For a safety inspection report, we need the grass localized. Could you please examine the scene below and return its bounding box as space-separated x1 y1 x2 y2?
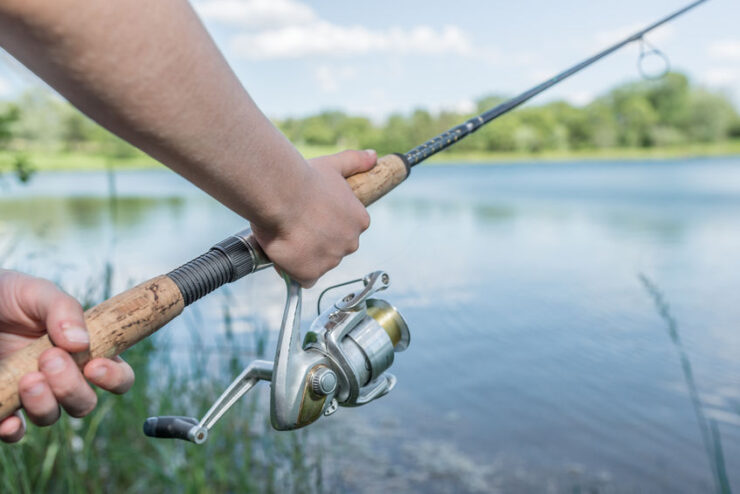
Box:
422 139 740 164
0 286 329 493
3 139 740 174
639 274 732 494
0 149 161 172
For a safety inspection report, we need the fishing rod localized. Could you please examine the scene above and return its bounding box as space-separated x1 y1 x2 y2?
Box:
0 0 708 442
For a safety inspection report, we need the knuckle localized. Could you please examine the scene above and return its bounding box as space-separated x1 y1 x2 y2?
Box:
33 408 60 427
53 380 79 402
339 149 357 161
55 292 83 314
111 370 135 395
67 394 97 418
348 239 360 254
360 211 371 231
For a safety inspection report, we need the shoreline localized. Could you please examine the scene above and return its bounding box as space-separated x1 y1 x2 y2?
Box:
2 140 739 172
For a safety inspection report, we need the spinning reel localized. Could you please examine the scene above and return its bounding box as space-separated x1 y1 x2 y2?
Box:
143 270 409 443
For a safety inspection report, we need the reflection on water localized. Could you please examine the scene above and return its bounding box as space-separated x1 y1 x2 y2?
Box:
2 158 740 493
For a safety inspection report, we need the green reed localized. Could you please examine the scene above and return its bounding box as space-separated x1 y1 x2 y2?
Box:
639 274 732 494
0 298 328 493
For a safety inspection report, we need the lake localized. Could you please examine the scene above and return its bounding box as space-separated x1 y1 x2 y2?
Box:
2 157 739 493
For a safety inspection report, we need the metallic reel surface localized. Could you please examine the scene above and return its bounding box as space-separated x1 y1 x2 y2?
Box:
143 270 409 443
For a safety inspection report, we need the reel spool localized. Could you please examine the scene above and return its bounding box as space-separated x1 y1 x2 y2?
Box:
143 271 409 443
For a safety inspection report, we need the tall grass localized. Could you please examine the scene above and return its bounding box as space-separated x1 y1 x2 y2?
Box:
639 274 732 494
0 292 330 493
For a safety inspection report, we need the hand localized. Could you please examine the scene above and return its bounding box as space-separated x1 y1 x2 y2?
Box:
0 270 135 443
251 149 376 287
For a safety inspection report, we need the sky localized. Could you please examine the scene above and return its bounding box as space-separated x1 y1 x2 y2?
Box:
0 0 738 121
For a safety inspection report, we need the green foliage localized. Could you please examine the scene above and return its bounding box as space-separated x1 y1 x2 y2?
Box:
2 71 738 167
0 103 36 182
0 299 328 493
274 72 738 156
4 88 141 161
0 104 19 146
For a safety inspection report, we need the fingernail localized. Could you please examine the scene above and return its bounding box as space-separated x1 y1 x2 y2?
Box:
364 149 376 157
26 382 45 397
40 356 66 374
62 325 89 345
89 366 107 380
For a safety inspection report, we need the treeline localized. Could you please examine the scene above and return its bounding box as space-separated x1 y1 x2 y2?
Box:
276 73 740 155
0 90 140 159
1 72 739 163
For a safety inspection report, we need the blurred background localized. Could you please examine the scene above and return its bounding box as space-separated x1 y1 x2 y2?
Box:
1 1 739 493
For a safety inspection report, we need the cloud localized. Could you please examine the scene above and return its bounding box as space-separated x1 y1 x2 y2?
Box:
195 0 472 61
314 64 358 92
708 39 740 61
231 22 472 60
704 67 740 86
564 90 595 106
193 0 315 29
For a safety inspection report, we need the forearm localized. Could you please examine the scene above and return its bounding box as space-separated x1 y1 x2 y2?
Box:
0 0 308 228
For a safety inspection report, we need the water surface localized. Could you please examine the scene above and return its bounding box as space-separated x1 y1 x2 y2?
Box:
2 158 739 493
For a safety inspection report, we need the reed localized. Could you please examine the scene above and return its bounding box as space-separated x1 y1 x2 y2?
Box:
0 289 328 493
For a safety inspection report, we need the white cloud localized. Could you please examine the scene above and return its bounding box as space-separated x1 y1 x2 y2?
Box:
231 22 472 60
704 67 740 86
193 0 316 29
564 90 595 106
196 0 472 61
314 65 358 93
708 39 740 61
452 98 476 114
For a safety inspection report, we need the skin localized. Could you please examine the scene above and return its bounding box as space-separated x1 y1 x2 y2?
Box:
0 0 373 286
0 0 375 440
0 270 135 442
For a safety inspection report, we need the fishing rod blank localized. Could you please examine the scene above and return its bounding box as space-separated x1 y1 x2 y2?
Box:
404 0 709 167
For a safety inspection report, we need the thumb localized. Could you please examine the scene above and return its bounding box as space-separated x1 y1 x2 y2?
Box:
314 149 377 178
12 273 89 353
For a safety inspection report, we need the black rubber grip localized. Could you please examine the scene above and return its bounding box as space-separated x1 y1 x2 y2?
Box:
167 236 255 306
143 416 199 441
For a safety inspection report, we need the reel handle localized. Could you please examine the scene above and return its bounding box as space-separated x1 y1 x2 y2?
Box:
0 153 409 422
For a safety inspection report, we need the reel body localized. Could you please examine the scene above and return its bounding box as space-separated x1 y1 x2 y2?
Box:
143 271 409 443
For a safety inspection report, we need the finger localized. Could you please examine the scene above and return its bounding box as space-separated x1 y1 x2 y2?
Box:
0 410 26 443
315 149 377 178
84 356 135 395
14 275 89 352
18 372 60 426
39 348 97 418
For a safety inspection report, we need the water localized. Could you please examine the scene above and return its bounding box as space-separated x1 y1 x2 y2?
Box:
2 158 739 493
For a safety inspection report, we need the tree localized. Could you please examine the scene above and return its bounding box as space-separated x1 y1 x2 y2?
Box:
686 89 738 142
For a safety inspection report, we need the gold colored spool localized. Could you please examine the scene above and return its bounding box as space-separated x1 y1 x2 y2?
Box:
366 299 410 351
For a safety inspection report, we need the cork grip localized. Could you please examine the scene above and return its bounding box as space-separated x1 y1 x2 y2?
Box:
0 275 184 420
347 154 408 206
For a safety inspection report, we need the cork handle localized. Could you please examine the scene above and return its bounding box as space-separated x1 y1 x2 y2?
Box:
0 275 184 420
347 154 408 206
